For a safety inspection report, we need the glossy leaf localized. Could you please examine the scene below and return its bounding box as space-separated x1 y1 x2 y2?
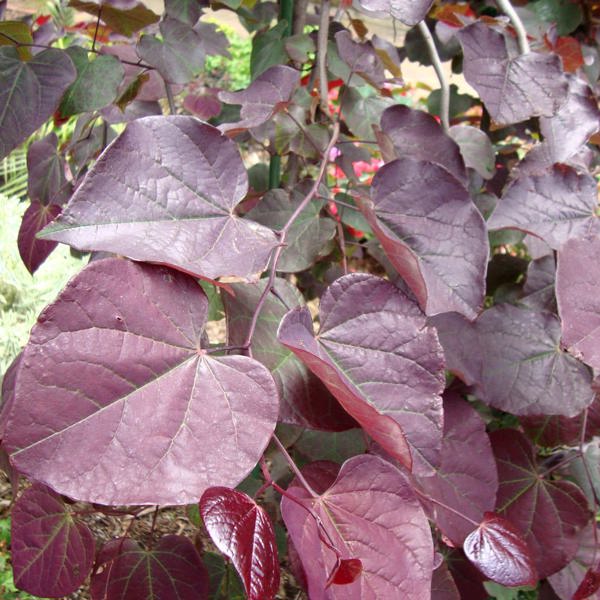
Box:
415 393 498 545
68 0 159 36
492 429 590 577
357 0 434 26
91 536 209 600
359 157 488 319
200 487 280 600
219 65 300 134
433 304 594 416
18 202 61 274
39 116 278 282
281 455 434 599
463 512 537 587
448 125 495 180
457 22 568 125
26 133 70 206
557 236 600 371
278 273 445 474
489 166 599 250
11 484 95 597
0 47 76 160
224 278 355 431
4 258 279 505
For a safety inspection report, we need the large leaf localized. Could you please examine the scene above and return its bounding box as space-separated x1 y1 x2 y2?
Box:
557 235 600 371
4 258 279 505
18 202 61 274
415 393 498 545
463 512 537 587
200 487 279 600
488 166 599 250
223 278 355 431
356 0 434 26
11 483 95 597
68 0 159 36
281 455 434 599
90 536 209 600
492 429 591 578
0 47 76 160
278 273 445 474
432 304 594 417
359 157 488 319
39 116 278 282
219 65 300 134
457 22 568 126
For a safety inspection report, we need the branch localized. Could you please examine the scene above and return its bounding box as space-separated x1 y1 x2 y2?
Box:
417 20 450 133
317 0 331 114
496 0 530 54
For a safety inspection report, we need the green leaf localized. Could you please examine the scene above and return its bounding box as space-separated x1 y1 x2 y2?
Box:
532 0 583 35
427 83 476 118
0 22 33 60
204 552 246 600
343 86 394 140
250 21 288 80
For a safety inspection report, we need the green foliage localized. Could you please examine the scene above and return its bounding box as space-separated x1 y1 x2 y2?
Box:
204 24 252 90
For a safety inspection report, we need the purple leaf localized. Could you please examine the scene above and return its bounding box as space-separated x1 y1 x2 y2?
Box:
39 116 278 283
491 429 591 578
4 258 279 505
334 31 385 87
463 512 538 587
359 157 488 319
0 47 76 160
183 93 221 120
281 455 434 599
26 133 70 206
91 535 209 600
415 393 498 545
278 273 445 474
457 22 568 126
223 278 356 431
200 487 280 600
432 303 594 416
165 0 207 25
488 166 599 250
11 483 95 597
431 561 461 600
520 255 556 312
557 235 600 371
219 65 300 134
0 352 22 441
380 105 467 183
18 202 61 274
448 125 495 180
356 0 434 26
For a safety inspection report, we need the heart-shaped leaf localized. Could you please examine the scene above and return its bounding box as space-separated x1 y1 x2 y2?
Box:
281 455 434 599
359 157 488 319
4 258 279 505
488 166 599 250
278 273 445 474
18 202 61 274
200 487 279 600
432 304 594 416
11 483 95 597
463 512 537 587
326 558 363 587
457 22 568 125
415 393 498 545
39 116 278 282
68 0 159 36
356 0 434 26
223 278 356 431
0 46 76 160
91 535 209 600
557 235 600 371
491 429 591 577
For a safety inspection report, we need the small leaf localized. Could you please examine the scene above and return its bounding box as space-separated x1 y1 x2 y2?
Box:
326 558 363 587
463 512 537 587
200 487 280 600
11 484 95 597
26 133 70 206
356 0 434 26
18 202 61 274
448 125 495 180
573 569 600 600
335 30 385 87
68 0 159 36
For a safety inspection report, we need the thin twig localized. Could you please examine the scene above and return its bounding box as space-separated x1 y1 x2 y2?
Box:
272 434 320 498
317 0 331 114
91 6 102 52
285 108 323 153
417 20 450 133
496 0 530 54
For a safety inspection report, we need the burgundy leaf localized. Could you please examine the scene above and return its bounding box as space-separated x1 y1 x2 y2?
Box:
431 561 461 600
573 569 600 600
520 254 556 312
219 65 300 134
457 22 568 126
445 548 489 600
492 429 591 577
326 558 363 587
11 483 95 597
380 105 467 183
356 0 434 26
334 31 385 87
92 536 209 600
281 455 434 599
4 258 279 505
39 116 278 283
223 278 356 431
183 93 221 120
278 273 445 474
26 133 70 206
0 352 21 440
359 157 488 319
432 303 594 417
448 125 495 180
488 166 599 250
557 235 600 371
463 512 538 587
0 47 76 160
415 393 498 545
18 202 61 274
200 487 279 600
